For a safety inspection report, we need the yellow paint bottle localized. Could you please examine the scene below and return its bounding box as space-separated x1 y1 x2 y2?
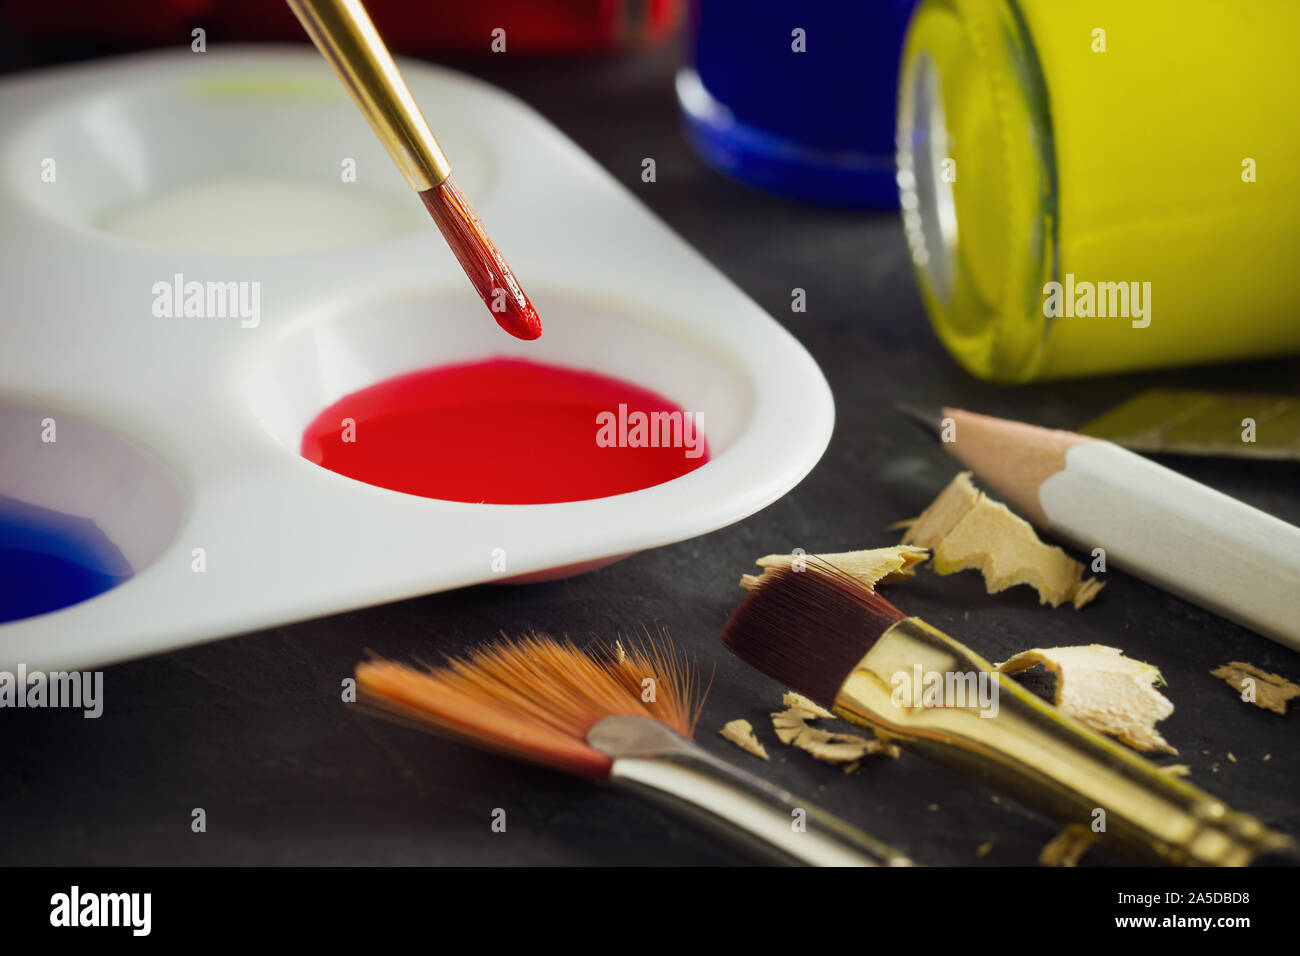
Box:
897 0 1300 382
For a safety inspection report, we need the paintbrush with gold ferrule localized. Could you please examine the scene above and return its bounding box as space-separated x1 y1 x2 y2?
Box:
722 560 1298 866
286 0 542 341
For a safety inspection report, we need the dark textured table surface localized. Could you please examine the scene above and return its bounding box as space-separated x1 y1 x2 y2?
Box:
2 40 1297 867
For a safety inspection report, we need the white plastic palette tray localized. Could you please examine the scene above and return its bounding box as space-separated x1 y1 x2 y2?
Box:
0 48 834 672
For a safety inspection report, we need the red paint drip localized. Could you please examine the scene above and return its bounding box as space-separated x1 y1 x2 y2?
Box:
420 175 543 341
302 358 710 504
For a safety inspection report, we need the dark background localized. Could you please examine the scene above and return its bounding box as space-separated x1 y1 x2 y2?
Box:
1 36 1297 867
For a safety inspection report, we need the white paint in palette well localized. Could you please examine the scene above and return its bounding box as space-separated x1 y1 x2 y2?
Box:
95 173 424 254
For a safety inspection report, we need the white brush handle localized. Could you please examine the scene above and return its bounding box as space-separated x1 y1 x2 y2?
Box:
588 715 910 866
608 750 907 867
1039 441 1300 651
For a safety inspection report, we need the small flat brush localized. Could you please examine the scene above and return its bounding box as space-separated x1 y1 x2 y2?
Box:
355 633 912 867
287 0 542 340
723 561 1298 866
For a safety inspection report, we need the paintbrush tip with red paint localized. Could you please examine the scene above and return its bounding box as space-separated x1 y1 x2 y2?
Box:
420 176 543 341
288 0 542 341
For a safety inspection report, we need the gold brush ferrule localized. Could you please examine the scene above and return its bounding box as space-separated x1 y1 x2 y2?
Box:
833 617 1295 866
287 0 452 191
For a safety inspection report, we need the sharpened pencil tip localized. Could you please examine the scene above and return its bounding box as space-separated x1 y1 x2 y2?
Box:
895 402 946 441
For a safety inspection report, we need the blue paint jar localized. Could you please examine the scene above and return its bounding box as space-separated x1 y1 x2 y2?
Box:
678 0 919 207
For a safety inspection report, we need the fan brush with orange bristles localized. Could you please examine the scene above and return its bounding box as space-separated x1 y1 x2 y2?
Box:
355 632 912 866
287 0 542 340
723 559 1298 866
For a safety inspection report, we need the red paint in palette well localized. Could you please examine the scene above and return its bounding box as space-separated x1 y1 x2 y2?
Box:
301 358 710 504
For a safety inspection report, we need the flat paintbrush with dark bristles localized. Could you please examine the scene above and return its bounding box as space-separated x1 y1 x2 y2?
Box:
723 560 1297 866
356 632 912 866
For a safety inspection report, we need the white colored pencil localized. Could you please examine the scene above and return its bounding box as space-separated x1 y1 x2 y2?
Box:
910 406 1300 652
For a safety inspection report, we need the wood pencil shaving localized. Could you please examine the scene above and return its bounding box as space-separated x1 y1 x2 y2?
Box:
997 644 1176 754
770 700 899 767
719 719 769 760
900 472 1103 609
770 709 809 746
1070 577 1106 610
740 545 929 591
1039 824 1098 867
783 691 834 719
1209 661 1299 715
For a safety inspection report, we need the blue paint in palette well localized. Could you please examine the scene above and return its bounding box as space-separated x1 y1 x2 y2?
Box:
0 495 132 624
